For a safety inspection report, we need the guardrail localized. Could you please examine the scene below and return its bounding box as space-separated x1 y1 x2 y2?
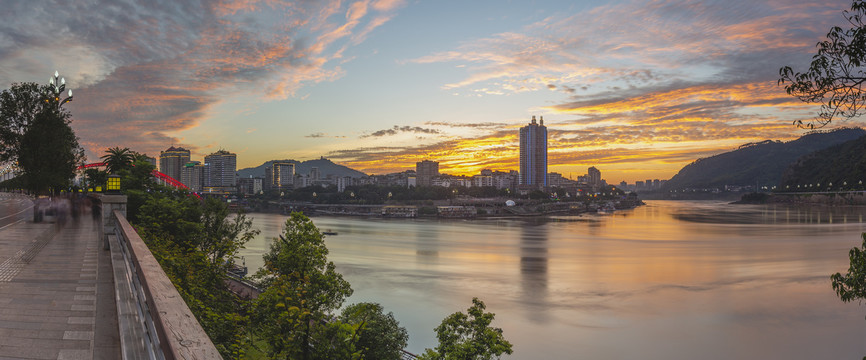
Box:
110 209 221 359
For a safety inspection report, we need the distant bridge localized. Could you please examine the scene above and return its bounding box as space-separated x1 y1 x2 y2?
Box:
78 162 190 191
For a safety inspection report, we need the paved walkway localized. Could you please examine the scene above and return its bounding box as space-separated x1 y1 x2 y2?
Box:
0 199 119 360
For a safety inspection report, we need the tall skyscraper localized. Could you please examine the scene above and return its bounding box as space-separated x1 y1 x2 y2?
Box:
588 166 601 186
159 146 190 182
265 161 294 191
519 116 547 188
204 150 237 193
416 160 439 187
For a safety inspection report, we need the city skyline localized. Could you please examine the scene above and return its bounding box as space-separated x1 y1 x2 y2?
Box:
2 0 864 182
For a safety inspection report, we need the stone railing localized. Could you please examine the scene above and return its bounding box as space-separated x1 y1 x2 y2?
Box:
105 202 221 359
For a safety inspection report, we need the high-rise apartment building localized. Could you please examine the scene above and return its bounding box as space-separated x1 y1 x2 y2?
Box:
416 160 439 187
519 116 547 188
203 150 237 193
265 161 294 191
588 167 601 186
180 161 205 192
159 146 190 182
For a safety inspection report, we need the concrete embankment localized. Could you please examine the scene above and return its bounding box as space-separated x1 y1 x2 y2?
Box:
770 192 866 206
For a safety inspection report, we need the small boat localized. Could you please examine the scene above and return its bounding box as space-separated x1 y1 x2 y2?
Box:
322 229 338 235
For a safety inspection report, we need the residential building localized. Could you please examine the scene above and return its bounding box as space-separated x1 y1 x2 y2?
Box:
519 116 548 188
416 160 439 187
180 161 204 192
265 161 294 191
238 177 263 195
473 175 493 187
203 150 237 194
335 176 352 192
588 167 601 187
159 146 190 182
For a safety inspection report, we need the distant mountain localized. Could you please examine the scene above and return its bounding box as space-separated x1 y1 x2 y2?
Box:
663 128 866 190
237 158 367 179
780 134 866 189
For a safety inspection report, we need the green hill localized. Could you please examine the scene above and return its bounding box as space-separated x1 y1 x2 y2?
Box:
663 128 866 190
780 134 866 190
237 158 367 179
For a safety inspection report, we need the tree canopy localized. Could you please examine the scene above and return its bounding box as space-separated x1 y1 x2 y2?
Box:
419 298 513 360
253 212 354 360
779 0 866 128
340 302 409 360
101 146 135 174
832 234 866 311
1 74 83 194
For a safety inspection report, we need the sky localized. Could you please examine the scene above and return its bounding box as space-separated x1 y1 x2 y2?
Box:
0 0 861 183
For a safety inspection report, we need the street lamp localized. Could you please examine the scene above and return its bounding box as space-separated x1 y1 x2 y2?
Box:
46 70 73 109
106 174 121 194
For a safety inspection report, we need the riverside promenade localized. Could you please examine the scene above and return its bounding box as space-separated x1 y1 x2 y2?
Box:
0 197 120 360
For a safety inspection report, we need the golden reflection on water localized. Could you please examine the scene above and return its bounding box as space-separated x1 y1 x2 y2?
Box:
240 201 866 359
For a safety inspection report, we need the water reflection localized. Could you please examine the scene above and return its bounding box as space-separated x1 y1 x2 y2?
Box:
671 202 866 225
415 223 439 261
240 201 866 359
519 223 547 320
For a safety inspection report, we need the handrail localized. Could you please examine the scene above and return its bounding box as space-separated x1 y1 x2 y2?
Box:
111 209 222 359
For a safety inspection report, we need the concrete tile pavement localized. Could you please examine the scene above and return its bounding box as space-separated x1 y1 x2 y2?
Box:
0 209 120 360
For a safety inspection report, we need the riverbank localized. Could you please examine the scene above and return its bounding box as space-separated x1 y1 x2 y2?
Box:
239 197 645 219
734 191 866 206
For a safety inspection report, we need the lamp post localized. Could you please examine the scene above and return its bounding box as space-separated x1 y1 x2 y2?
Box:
46 70 73 109
106 174 121 194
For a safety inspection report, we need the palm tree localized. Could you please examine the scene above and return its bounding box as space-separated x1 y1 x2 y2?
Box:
100 147 134 174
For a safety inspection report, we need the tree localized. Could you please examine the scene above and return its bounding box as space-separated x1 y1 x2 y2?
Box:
340 303 409 360
135 194 258 359
1 73 82 195
779 0 866 128
101 146 135 174
419 298 513 360
83 168 108 190
831 233 866 309
0 82 43 163
17 110 83 194
254 212 353 360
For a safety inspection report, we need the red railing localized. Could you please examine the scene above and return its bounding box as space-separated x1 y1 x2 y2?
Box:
78 163 200 197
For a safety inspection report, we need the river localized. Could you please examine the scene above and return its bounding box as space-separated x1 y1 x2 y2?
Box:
237 200 866 359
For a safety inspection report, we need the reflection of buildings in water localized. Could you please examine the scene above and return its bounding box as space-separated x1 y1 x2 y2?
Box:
415 225 439 261
520 224 549 321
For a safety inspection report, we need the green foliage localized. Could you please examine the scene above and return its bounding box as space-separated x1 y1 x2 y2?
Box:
419 298 513 360
253 212 353 359
340 303 409 360
17 102 83 194
664 128 866 191
0 82 44 163
780 134 866 190
135 194 258 359
832 233 866 308
83 168 108 190
1 79 84 195
779 0 866 128
100 146 135 174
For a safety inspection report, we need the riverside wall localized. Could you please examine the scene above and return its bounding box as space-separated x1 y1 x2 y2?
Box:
771 192 866 206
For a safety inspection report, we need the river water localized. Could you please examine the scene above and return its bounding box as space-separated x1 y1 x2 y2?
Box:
237 200 866 359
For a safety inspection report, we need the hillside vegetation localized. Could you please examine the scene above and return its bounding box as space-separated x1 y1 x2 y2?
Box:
780 134 866 190
663 128 866 190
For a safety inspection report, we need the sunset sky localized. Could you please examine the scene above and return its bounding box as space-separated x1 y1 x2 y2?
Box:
1 0 862 183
